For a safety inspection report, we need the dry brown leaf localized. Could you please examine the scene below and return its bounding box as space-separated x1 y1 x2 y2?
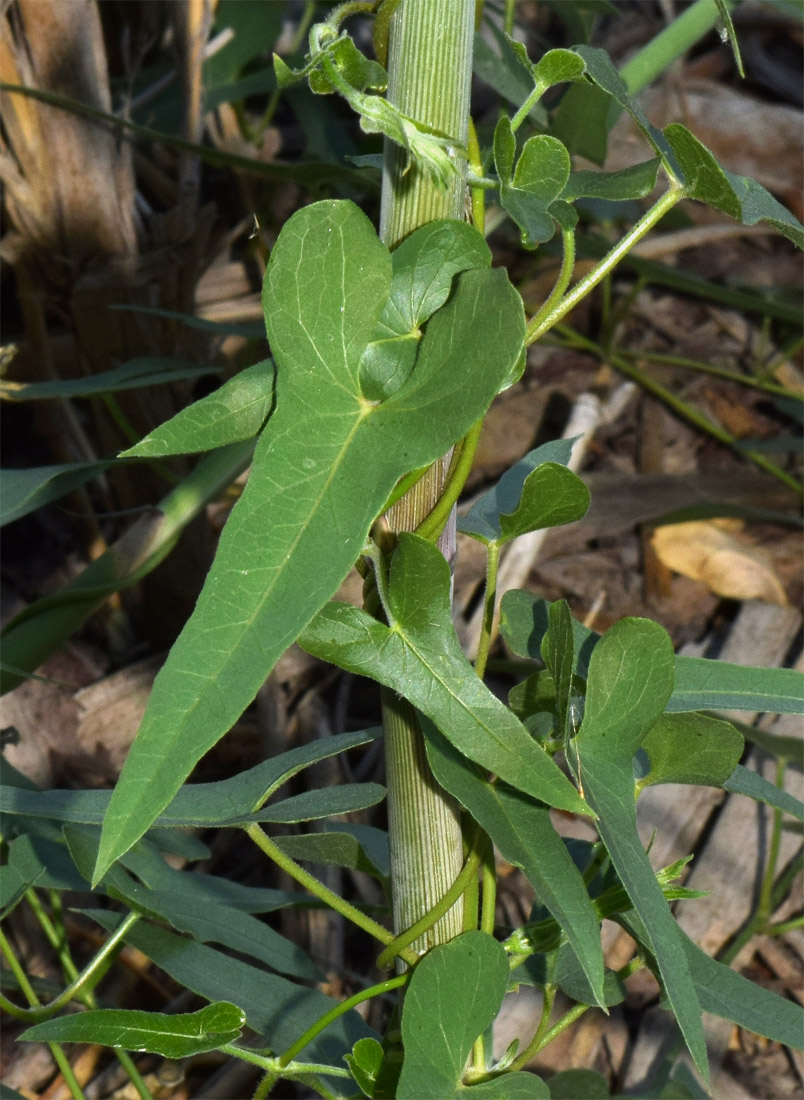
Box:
651 520 788 605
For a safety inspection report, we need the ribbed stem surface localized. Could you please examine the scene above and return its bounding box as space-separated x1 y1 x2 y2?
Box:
379 0 475 954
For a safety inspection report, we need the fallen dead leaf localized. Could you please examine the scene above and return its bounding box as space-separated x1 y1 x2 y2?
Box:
651 520 788 605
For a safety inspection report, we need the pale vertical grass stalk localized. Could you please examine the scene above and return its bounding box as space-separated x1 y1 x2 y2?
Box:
379 0 475 954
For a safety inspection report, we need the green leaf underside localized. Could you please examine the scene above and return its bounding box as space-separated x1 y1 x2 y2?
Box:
94 201 524 882
562 158 660 202
397 931 549 1099
65 826 321 981
274 824 390 879
121 360 275 457
639 712 744 788
20 1002 245 1058
500 591 804 714
0 729 377 829
302 535 587 815
576 620 709 1083
542 599 577 746
82 909 374 1065
2 462 111 527
423 719 605 1008
0 357 219 402
459 439 588 545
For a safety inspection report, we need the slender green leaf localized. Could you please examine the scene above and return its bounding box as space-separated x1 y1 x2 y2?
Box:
0 441 253 695
20 1002 245 1058
111 304 266 340
2 462 110 527
681 925 804 1048
95 201 524 883
620 911 804 1050
670 658 804 715
302 535 587 815
7 834 85 894
255 782 385 823
121 361 275 457
423 720 605 1009
724 764 804 822
84 909 373 1071
576 621 708 1083
119 837 309 911
458 440 588 545
65 826 322 981
638 712 744 789
665 123 804 249
728 718 803 765
0 357 218 402
553 943 626 1008
0 729 377 829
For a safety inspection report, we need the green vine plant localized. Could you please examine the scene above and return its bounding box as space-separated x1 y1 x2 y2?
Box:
2 2 803 1099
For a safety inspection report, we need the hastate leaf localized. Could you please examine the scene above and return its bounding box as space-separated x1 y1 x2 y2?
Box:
361 220 491 400
459 440 589 546
575 620 708 1083
665 123 804 249
301 535 588 816
94 201 524 883
396 931 511 1099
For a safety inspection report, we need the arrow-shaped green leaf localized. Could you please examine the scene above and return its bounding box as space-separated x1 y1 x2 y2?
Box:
301 534 588 815
95 201 524 883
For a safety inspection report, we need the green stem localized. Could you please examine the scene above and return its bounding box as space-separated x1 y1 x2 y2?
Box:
0 926 88 1100
376 844 483 969
27 891 152 1100
757 760 786 923
507 978 558 1073
244 823 418 967
0 909 140 1022
415 417 483 543
526 185 685 345
528 227 577 334
467 118 485 234
510 81 546 134
473 540 500 681
623 349 804 401
557 326 802 494
767 915 804 937
278 975 407 1067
